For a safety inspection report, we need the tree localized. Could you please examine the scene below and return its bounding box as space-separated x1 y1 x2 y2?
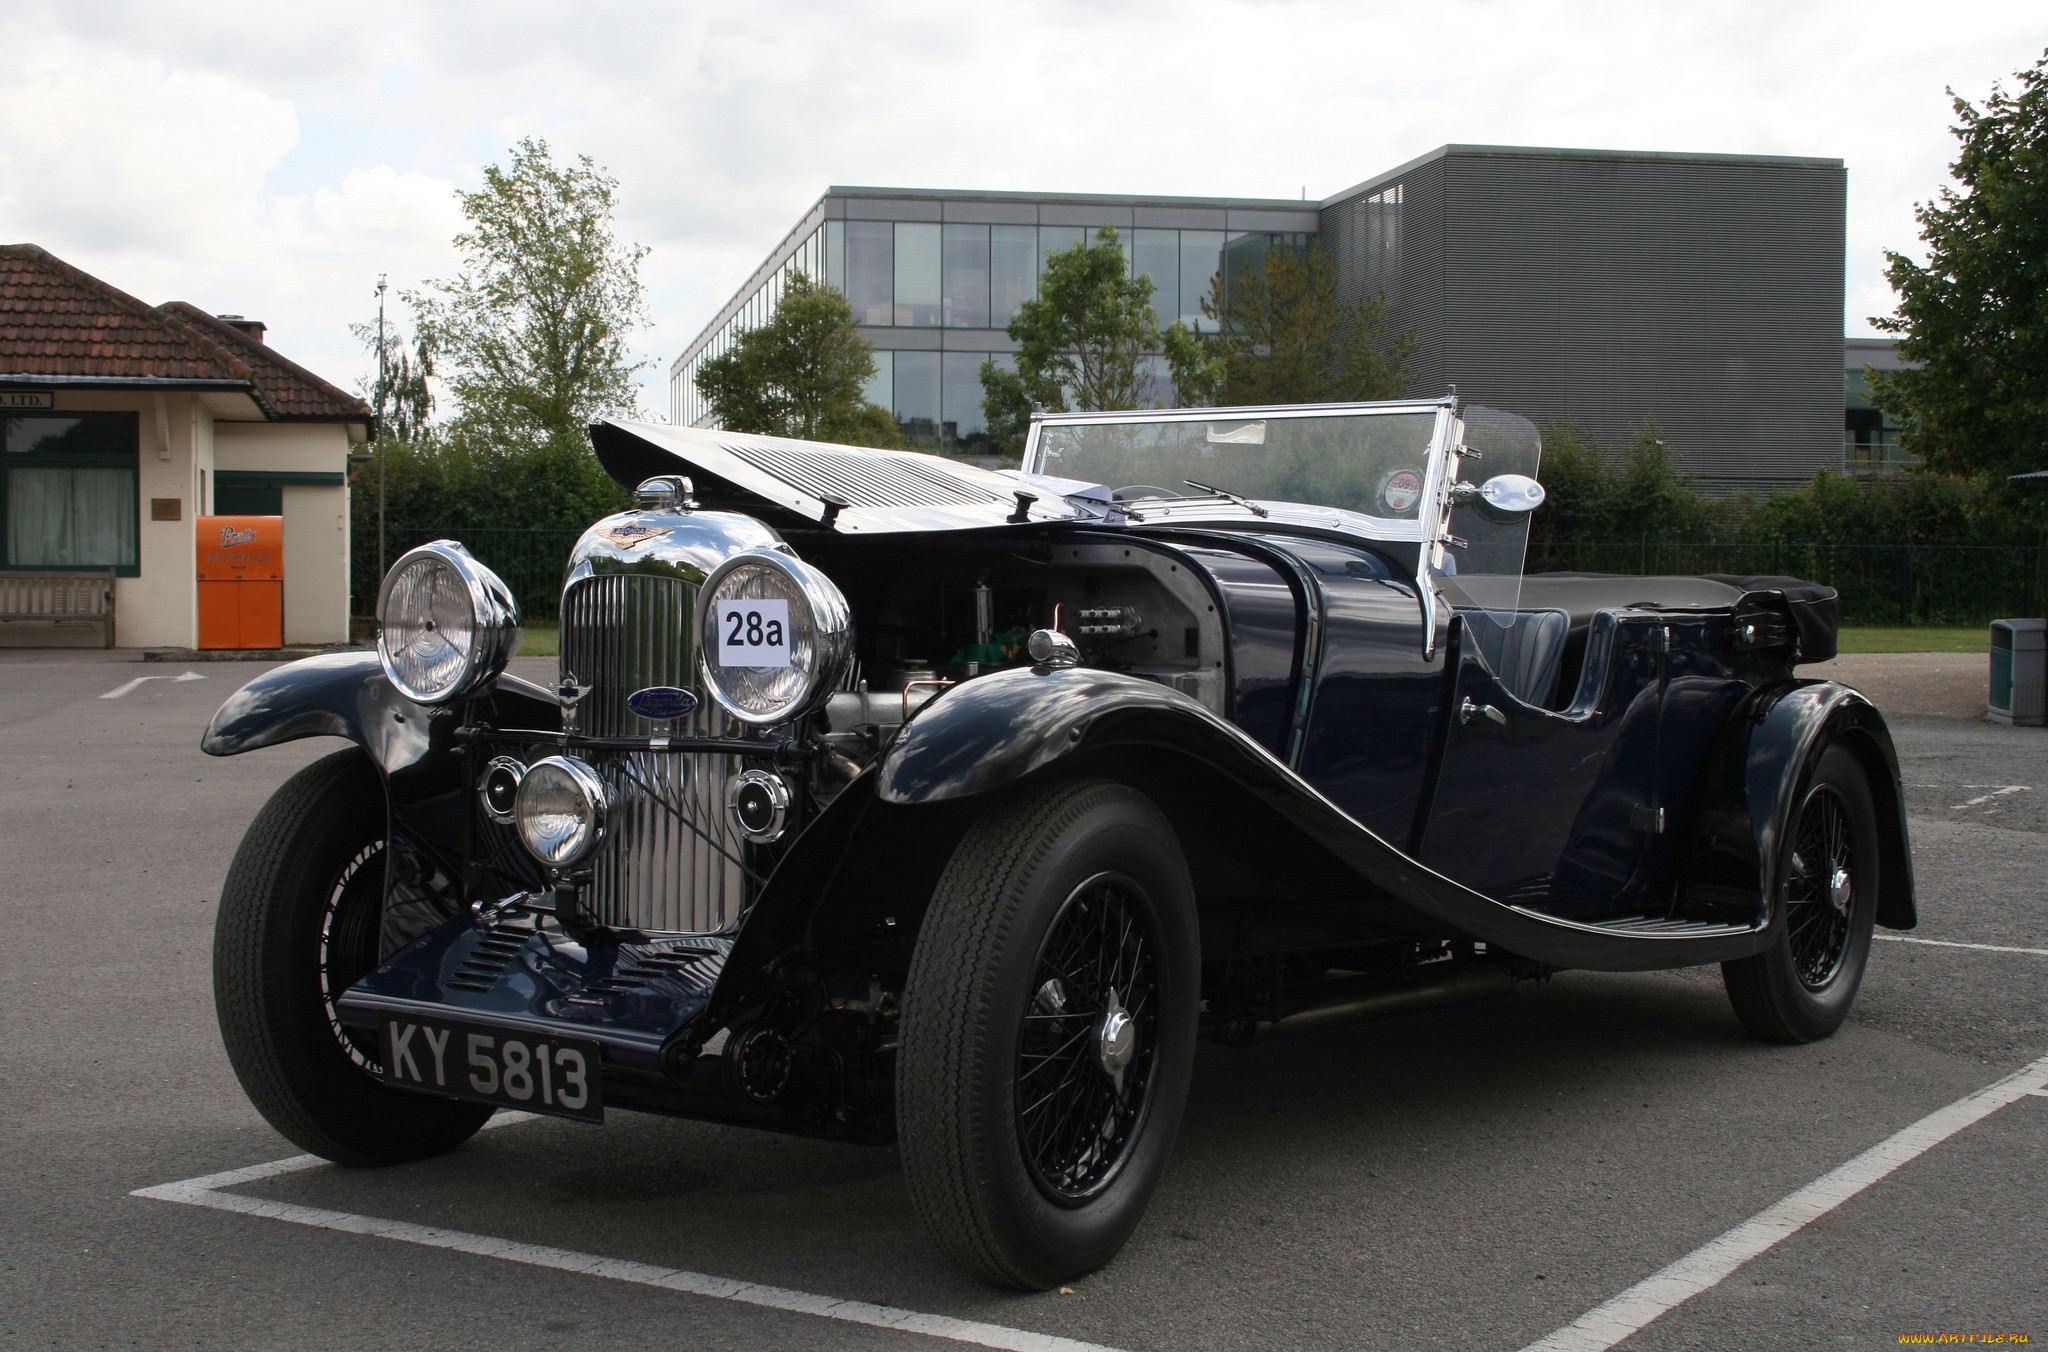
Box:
1871 50 2048 482
980 226 1163 455
694 273 899 446
1164 243 1415 407
348 319 435 444
408 137 649 457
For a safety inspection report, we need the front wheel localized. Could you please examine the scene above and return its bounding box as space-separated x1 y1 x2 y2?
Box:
1722 742 1880 1044
213 747 493 1164
897 779 1198 1289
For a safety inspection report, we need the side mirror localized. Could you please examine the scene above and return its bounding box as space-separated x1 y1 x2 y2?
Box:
1450 474 1545 514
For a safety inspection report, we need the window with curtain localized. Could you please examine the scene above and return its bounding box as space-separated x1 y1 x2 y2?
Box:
2 413 140 573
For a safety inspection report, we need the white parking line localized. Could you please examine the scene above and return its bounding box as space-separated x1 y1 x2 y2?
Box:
1516 1050 2048 1352
132 1140 1120 1352
1876 934 2048 957
1951 785 2029 810
100 671 205 699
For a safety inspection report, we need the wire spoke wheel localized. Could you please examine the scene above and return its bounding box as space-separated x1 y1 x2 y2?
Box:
1015 873 1158 1202
1720 743 1880 1045
317 839 387 1071
1784 785 1854 990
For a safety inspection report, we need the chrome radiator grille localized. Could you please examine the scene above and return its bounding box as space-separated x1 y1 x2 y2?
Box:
560 572 747 934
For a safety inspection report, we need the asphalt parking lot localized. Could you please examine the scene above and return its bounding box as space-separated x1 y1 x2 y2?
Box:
2 648 2043 1351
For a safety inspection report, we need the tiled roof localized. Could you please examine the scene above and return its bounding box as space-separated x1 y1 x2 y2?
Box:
0 244 371 425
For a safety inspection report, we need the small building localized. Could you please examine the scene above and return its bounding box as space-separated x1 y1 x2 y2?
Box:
1 244 371 648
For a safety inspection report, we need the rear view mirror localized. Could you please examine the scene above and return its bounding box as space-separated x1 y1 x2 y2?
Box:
1474 474 1544 513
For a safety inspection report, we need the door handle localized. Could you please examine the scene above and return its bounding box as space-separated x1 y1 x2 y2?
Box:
1460 697 1507 727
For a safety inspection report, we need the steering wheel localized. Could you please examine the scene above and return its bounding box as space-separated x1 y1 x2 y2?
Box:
1112 485 1178 501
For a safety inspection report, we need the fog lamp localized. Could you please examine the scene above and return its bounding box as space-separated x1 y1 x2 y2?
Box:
514 756 610 868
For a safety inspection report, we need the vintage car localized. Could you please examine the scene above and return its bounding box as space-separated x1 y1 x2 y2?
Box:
204 397 1915 1289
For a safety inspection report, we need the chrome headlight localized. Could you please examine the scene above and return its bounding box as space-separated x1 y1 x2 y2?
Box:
513 756 609 868
699 549 852 726
376 541 521 704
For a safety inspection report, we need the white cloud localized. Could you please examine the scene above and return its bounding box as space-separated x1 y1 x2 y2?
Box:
0 0 2043 404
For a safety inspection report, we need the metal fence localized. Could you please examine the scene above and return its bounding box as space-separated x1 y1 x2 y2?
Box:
353 527 584 624
351 527 2044 630
1531 541 2048 627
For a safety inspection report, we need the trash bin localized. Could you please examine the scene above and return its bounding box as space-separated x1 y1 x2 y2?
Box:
1988 618 2046 725
196 515 283 649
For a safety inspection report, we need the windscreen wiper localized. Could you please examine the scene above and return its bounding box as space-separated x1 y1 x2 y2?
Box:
1182 479 1270 518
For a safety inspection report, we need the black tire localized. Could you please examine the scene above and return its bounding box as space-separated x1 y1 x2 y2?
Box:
897 778 1199 1290
1722 743 1880 1044
213 747 493 1164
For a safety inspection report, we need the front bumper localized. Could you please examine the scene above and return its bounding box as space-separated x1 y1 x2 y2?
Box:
337 914 729 1077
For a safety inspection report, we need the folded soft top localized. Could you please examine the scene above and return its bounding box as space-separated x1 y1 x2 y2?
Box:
1521 572 1838 664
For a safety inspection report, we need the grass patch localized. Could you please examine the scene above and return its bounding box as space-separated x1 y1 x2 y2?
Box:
1835 626 1988 654
519 623 558 657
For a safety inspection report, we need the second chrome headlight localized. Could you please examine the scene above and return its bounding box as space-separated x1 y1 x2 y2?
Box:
699 550 852 726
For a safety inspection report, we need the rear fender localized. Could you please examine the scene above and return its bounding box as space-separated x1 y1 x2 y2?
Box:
1682 680 1916 930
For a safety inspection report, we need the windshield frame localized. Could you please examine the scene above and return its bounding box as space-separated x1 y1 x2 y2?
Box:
1020 398 1460 543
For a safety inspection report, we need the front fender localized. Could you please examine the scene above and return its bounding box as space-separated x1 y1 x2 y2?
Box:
1685 680 1916 930
200 651 560 775
201 652 563 956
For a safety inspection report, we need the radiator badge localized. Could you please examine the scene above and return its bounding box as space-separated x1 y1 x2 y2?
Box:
601 522 665 548
556 672 594 712
627 685 699 721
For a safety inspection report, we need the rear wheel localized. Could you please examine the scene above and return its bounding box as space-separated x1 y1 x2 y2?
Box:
898 779 1198 1289
213 747 493 1164
1722 743 1880 1044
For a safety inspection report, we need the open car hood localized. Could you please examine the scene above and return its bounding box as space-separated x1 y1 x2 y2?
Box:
589 418 1083 534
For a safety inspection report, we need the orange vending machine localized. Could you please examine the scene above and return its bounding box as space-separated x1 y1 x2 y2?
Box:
196 515 283 649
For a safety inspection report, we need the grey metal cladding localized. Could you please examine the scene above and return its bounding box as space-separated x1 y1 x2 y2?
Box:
1435 152 1843 487
1325 149 1844 489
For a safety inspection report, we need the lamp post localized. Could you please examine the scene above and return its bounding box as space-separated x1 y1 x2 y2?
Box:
375 274 388 585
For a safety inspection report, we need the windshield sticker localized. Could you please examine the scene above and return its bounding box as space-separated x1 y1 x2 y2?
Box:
1379 469 1424 514
1205 421 1267 445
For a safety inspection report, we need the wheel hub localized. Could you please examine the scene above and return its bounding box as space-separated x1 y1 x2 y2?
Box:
1097 989 1138 1093
1828 864 1852 916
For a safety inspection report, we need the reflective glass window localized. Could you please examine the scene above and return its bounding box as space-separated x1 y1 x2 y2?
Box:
863 350 892 411
942 352 990 442
1038 225 1084 276
823 221 846 293
893 350 941 446
942 224 990 329
1178 230 1224 330
845 221 893 326
894 223 941 327
991 225 1036 329
1223 233 1270 322
1130 230 1178 329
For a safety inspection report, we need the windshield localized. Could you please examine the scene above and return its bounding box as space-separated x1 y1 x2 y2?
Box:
1030 409 1441 522
1438 405 1542 639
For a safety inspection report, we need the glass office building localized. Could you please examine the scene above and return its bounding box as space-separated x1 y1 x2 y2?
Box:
670 188 1317 454
671 148 1851 491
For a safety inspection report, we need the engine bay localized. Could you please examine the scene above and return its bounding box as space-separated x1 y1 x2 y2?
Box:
800 532 1231 762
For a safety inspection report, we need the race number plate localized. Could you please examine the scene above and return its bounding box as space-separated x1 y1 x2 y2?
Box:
713 598 790 668
379 1015 602 1123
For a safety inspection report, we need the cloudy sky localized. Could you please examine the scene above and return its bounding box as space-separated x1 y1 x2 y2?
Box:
1 0 2041 414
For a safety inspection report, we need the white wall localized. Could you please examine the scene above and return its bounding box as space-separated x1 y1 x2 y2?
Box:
215 422 353 645
279 483 350 644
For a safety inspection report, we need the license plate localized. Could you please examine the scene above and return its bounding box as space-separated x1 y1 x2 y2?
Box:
379 1014 603 1123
